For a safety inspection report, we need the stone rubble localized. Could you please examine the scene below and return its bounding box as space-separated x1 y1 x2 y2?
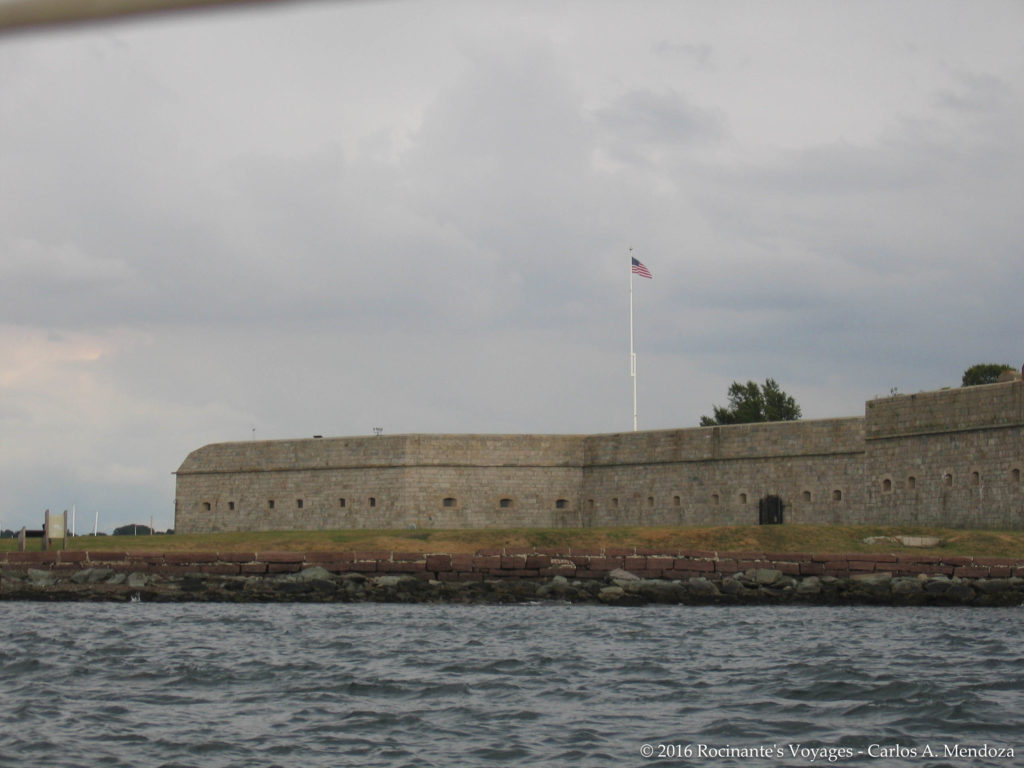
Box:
3 563 1023 606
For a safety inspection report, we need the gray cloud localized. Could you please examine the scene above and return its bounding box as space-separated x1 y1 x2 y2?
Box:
1 1 1022 530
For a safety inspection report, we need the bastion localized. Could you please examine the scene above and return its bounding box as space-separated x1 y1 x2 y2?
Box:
175 381 1024 533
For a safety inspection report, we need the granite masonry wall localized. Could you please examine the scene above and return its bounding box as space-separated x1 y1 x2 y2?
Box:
175 381 1024 533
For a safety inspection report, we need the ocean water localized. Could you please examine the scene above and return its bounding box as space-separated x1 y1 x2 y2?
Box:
0 603 1021 767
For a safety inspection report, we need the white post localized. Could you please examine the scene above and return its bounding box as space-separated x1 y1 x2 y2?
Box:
93 510 98 536
629 247 638 431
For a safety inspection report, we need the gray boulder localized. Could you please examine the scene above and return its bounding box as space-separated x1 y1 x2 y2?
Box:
27 569 57 587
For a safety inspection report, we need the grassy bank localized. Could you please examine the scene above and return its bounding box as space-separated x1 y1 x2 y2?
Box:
4 525 1024 558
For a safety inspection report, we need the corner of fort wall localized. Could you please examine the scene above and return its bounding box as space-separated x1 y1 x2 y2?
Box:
862 381 1024 528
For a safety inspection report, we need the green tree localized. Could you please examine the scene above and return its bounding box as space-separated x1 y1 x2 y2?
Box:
961 363 1015 387
700 378 802 426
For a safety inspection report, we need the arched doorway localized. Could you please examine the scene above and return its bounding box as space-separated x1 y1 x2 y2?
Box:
758 495 784 525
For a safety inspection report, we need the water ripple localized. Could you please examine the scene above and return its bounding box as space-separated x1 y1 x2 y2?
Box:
0 603 1021 767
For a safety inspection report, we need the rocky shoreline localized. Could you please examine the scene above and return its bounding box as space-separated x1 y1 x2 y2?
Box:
3 547 1024 605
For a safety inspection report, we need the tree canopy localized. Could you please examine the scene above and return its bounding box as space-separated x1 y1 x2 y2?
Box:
700 378 802 426
962 363 1015 387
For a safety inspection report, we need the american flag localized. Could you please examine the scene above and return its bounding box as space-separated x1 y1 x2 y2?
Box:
631 256 652 279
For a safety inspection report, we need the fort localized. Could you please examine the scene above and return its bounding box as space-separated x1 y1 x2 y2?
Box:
174 380 1024 534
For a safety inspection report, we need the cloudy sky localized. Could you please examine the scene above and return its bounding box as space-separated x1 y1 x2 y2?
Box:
1 0 1021 532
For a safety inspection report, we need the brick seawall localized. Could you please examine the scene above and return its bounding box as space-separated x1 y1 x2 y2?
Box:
4 548 1024 605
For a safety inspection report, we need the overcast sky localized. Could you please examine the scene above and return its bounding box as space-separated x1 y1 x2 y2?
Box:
1 0 1022 532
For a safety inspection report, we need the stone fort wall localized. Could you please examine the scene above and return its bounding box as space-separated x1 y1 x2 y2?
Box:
174 381 1024 533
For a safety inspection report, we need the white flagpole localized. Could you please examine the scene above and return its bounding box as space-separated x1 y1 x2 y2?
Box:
629 247 638 431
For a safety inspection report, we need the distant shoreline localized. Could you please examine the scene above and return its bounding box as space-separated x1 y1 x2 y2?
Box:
3 547 1022 605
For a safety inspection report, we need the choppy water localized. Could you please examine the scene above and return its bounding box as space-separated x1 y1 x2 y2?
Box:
0 603 1021 767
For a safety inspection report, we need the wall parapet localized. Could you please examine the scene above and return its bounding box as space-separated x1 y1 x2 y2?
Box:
866 381 1024 440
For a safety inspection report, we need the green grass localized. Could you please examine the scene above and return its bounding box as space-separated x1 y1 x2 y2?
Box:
3 525 1024 557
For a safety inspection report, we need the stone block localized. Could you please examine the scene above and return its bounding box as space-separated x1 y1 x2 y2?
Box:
267 562 302 573
351 550 389 562
535 547 567 556
848 561 876 572
764 552 813 561
812 554 849 564
896 563 954 576
525 555 551 569
156 565 196 577
201 564 241 575
896 554 941 564
975 557 1024 567
844 552 886 562
392 551 426 562
425 555 452 571
540 565 576 577
259 551 305 563
730 551 767 561
8 552 59 564
379 560 426 573
940 556 974 567
217 551 258 563
312 560 351 573
165 552 219 564
304 551 353 563
954 565 990 578
737 560 768 571
678 549 717 559
674 558 714 572
646 556 675 571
